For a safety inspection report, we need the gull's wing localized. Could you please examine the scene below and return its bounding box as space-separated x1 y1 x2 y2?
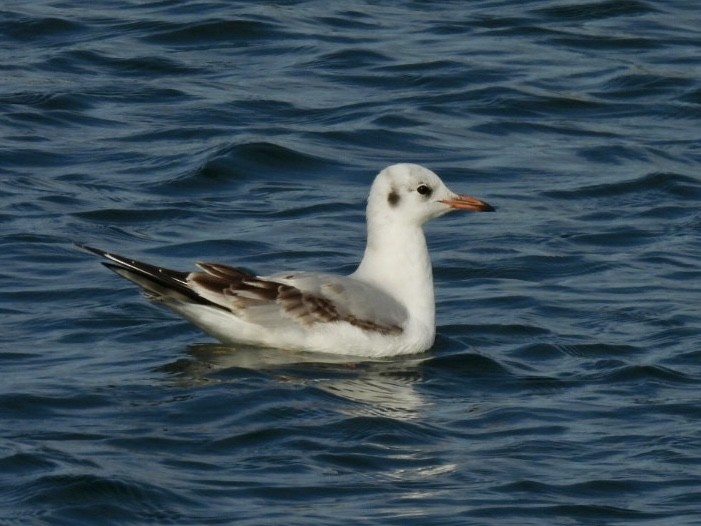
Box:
190 264 406 335
78 244 406 336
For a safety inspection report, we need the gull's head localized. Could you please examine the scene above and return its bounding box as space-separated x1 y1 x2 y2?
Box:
367 163 494 227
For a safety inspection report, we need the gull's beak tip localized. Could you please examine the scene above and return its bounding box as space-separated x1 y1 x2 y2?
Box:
440 194 495 212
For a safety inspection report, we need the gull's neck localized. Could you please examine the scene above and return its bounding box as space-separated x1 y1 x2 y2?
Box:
351 214 435 331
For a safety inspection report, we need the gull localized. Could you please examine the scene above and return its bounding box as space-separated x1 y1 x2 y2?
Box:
79 163 494 357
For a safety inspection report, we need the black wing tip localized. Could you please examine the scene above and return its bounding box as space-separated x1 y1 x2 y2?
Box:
101 261 124 272
75 242 110 258
74 241 93 251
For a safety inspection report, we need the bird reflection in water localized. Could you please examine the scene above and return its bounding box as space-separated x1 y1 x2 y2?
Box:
159 343 430 420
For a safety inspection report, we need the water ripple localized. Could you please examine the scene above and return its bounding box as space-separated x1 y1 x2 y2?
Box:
2 0 701 524
534 0 658 21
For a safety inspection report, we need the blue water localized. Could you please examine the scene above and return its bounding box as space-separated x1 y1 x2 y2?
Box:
2 1 701 524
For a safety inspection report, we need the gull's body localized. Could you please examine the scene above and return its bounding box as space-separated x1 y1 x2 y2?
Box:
80 164 493 357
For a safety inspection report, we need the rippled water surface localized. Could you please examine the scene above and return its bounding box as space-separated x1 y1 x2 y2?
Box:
2 1 701 524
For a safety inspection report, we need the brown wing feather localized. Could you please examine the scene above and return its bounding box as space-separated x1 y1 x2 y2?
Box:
190 263 402 335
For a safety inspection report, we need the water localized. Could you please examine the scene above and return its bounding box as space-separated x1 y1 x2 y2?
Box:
2 1 701 524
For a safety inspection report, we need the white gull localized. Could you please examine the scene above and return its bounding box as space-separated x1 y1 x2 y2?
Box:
79 163 494 357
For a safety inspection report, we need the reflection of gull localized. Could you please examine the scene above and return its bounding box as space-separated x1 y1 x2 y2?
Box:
165 343 429 419
318 375 425 420
79 164 493 357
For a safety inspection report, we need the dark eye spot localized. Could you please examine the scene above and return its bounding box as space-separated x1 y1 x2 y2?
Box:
417 184 432 197
387 189 400 207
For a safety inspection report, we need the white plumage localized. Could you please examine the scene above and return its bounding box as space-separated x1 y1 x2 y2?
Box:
80 163 494 357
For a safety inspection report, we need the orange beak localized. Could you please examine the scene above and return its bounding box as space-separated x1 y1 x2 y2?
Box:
439 194 495 212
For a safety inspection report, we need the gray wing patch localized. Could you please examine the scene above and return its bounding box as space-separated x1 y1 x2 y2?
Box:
190 264 404 335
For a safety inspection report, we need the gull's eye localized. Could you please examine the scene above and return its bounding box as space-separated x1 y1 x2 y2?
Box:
416 184 432 196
